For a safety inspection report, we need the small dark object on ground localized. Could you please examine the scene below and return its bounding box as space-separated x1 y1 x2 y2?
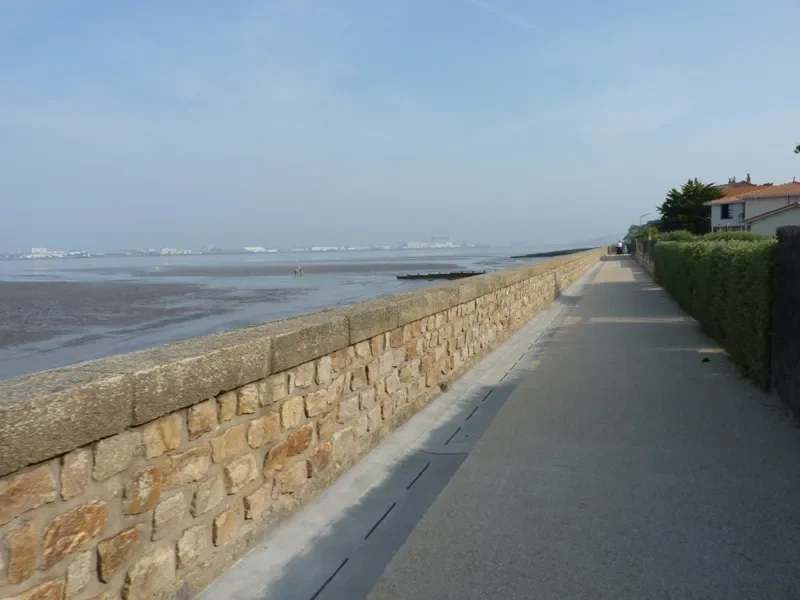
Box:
702 357 711 363
440 382 449 391
397 271 486 281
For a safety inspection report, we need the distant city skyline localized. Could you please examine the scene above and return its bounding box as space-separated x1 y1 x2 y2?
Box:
2 2 797 252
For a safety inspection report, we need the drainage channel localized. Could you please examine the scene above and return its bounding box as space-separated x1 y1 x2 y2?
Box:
199 262 600 600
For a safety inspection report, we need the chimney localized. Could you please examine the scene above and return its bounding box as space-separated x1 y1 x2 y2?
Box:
732 176 736 183
746 173 751 183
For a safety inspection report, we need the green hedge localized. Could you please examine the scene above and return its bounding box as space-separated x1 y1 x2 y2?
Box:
654 240 775 387
703 231 772 242
655 230 697 242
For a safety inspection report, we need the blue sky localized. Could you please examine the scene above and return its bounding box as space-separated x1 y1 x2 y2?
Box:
1 0 798 250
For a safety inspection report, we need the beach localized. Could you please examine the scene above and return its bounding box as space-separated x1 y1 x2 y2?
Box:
0 248 537 379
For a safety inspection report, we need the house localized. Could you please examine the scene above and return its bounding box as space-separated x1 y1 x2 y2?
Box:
707 179 800 233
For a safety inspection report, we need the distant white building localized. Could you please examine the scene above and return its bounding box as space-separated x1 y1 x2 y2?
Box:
707 180 800 234
244 246 267 253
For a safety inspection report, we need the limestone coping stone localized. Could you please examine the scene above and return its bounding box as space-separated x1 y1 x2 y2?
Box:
0 250 600 477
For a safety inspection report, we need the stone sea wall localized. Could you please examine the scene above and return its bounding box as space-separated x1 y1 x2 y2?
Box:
0 249 603 600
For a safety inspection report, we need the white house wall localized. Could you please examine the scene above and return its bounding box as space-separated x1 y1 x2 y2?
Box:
710 202 745 229
749 209 800 235
745 196 792 219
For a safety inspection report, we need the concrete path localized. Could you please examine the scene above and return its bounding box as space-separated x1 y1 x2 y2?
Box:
370 257 800 600
200 258 603 600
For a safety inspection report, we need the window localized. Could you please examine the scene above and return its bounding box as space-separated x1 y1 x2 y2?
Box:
721 204 731 219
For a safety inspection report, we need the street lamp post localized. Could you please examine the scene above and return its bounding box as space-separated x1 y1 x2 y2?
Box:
639 213 650 226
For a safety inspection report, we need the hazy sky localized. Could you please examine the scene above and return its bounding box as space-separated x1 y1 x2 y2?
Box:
1 0 798 251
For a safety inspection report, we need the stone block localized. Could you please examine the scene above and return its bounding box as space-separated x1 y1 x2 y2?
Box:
289 362 315 392
187 399 218 439
354 340 371 360
124 466 162 514
263 424 314 473
331 348 349 374
339 298 399 344
388 327 403 348
122 545 176 600
142 414 183 459
392 388 408 408
405 338 423 360
329 375 346 405
217 391 237 422
42 500 106 569
317 409 339 441
351 366 367 391
367 406 382 432
268 314 349 373
385 370 401 394
355 415 369 437
177 524 212 569
369 334 385 357
244 481 273 520
66 550 92 597
61 448 91 500
277 461 308 494
338 396 359 423
280 397 305 430
381 397 394 420
367 351 393 385
400 359 421 382
152 492 187 540
392 347 406 367
304 388 329 417
98 524 143 582
223 453 259 494
210 425 247 463
6 579 64 600
162 447 210 489
237 383 260 415
395 287 458 327
248 413 281 448
0 465 57 526
264 373 288 405
213 504 244 546
331 427 355 462
93 431 141 481
192 475 225 516
7 523 37 584
316 356 333 385
0 361 135 477
359 388 376 410
130 329 271 425
307 442 333 477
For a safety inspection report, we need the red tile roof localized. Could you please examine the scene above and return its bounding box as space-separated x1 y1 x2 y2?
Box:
743 202 800 223
738 181 800 199
706 191 758 206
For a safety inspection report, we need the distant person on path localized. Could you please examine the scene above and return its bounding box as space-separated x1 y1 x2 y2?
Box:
616 241 623 255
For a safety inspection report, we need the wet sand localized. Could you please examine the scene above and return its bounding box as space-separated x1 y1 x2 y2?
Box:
0 251 529 379
73 262 462 278
0 281 306 349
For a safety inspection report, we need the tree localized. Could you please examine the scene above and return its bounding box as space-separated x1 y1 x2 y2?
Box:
795 143 799 154
624 219 662 241
657 178 723 235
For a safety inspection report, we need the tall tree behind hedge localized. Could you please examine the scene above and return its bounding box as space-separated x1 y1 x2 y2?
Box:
658 179 723 234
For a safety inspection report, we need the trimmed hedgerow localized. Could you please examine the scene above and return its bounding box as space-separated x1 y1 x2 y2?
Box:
654 239 775 387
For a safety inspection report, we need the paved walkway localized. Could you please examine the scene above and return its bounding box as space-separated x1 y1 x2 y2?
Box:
370 257 800 599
